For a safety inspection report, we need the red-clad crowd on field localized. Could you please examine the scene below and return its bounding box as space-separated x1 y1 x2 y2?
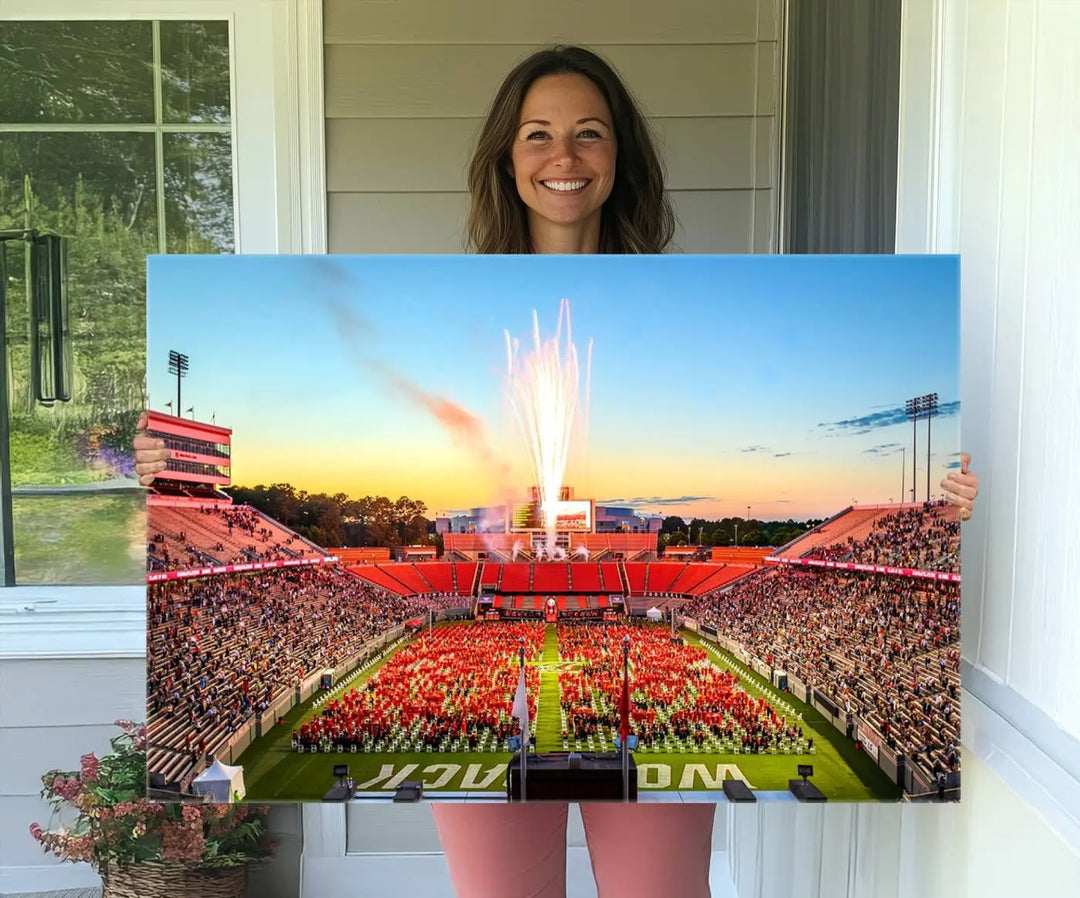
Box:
557 623 804 753
295 623 544 752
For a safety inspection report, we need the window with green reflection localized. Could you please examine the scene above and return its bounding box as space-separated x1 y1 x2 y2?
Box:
0 19 234 584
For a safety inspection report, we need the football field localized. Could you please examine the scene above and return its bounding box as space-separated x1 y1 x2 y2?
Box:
239 624 899 802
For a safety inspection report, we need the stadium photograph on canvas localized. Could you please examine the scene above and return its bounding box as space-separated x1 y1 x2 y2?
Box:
145 253 961 804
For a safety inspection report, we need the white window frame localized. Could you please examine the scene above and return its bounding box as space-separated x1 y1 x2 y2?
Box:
2 0 326 255
0 3 325 891
0 0 326 615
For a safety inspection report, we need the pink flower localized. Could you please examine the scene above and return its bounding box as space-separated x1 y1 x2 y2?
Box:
181 804 202 824
51 776 82 802
136 799 164 817
29 822 43 842
80 753 99 782
160 821 205 862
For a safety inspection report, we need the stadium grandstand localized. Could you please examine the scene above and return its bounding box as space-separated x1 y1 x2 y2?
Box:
145 415 961 800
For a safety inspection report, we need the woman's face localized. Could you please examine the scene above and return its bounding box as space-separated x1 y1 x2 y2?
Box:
509 73 617 242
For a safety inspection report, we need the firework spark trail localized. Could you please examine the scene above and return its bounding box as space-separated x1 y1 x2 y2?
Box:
505 299 590 555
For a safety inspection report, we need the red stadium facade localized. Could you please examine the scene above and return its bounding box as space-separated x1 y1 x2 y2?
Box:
144 410 233 505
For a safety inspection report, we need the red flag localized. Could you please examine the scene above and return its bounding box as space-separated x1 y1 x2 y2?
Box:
620 669 632 741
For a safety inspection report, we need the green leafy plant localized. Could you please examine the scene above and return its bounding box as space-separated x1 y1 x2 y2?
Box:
30 721 274 875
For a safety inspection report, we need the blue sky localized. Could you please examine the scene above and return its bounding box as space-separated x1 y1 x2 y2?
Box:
147 254 959 521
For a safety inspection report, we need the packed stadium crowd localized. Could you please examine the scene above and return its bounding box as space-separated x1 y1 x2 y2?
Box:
145 495 964 792
804 501 961 574
147 565 443 783
146 503 321 572
682 565 960 780
294 623 544 752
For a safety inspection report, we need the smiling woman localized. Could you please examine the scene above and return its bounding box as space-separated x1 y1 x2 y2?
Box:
466 46 674 255
510 73 617 252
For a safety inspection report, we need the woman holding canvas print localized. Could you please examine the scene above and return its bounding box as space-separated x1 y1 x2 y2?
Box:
135 46 979 898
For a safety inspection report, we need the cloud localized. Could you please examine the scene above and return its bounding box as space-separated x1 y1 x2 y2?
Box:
818 400 960 435
773 452 791 458
863 442 903 455
597 495 719 508
318 277 510 484
741 445 769 453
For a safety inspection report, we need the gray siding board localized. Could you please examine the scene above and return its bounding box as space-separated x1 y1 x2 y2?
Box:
323 0 782 256
324 0 759 45
0 659 144 728
330 189 758 255
326 44 760 119
328 116 769 193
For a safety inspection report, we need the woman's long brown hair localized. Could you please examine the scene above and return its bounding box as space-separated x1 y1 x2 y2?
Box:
466 46 675 255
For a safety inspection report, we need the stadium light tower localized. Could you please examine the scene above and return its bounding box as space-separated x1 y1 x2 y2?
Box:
924 393 938 502
905 396 919 501
906 393 939 503
168 350 189 415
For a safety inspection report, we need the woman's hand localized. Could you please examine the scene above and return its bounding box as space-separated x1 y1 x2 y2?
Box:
941 452 978 521
134 411 170 486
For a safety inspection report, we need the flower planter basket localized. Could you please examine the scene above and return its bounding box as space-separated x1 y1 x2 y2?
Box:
102 862 247 898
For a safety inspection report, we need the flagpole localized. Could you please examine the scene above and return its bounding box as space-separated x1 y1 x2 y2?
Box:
622 635 630 803
519 636 527 802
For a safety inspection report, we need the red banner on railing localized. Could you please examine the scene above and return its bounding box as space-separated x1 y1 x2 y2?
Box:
146 555 338 583
764 555 960 582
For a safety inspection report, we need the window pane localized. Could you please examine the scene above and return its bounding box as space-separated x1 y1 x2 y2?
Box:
160 21 232 124
0 21 154 123
2 132 153 583
164 132 234 253
12 493 145 585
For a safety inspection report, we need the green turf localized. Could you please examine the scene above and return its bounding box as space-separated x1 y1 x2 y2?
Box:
535 624 563 751
682 630 899 801
239 623 901 801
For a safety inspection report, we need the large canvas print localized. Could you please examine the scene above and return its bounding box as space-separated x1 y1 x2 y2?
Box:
145 253 961 804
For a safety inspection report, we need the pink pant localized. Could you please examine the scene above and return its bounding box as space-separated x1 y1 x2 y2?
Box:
432 803 715 898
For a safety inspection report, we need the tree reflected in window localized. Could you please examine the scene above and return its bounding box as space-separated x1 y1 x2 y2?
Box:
0 19 234 583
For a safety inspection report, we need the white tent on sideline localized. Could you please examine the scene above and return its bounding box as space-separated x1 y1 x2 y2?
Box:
192 759 246 803
646 606 663 622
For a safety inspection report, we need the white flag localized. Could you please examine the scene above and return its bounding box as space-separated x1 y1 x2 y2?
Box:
512 665 530 749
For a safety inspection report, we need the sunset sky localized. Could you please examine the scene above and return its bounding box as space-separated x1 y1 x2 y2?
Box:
147 254 959 522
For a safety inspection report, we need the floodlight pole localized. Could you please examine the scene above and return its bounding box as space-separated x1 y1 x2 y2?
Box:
925 393 938 502
622 635 631 802
901 446 905 506
519 637 527 802
905 397 919 502
168 350 189 416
